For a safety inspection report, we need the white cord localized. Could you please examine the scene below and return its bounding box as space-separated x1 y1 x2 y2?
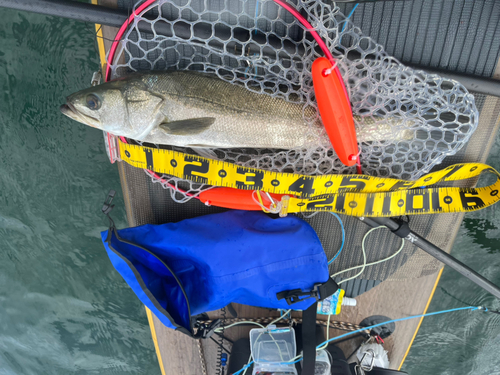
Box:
332 226 405 284
214 320 264 332
264 310 292 362
239 309 293 372
268 309 292 326
251 190 282 214
317 313 332 351
241 353 252 375
336 228 369 285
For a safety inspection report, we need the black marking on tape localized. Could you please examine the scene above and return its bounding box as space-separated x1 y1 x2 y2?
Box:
441 164 464 181
406 190 430 212
389 180 414 191
338 175 370 192
335 194 346 213
306 196 334 210
432 191 442 212
459 190 485 209
364 194 375 216
236 167 264 190
382 194 392 216
288 176 315 196
183 155 209 184
145 148 154 170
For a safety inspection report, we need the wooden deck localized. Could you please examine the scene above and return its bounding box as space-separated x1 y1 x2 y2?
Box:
144 270 444 375
93 2 500 374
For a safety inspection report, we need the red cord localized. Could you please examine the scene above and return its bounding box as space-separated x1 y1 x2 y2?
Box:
374 335 384 344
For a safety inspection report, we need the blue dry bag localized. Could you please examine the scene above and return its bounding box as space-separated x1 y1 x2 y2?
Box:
100 191 337 337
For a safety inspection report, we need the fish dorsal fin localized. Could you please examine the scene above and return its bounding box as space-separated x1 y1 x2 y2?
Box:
159 117 215 135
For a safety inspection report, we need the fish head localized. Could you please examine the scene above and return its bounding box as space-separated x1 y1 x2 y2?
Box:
60 78 163 137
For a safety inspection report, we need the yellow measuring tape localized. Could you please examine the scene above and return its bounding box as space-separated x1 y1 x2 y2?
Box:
118 139 500 217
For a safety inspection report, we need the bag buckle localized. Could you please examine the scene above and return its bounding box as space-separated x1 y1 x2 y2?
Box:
276 278 339 306
276 284 322 305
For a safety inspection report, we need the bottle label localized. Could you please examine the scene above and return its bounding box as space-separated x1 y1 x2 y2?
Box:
317 289 345 315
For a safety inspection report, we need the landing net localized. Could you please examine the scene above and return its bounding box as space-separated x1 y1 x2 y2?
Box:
108 0 478 203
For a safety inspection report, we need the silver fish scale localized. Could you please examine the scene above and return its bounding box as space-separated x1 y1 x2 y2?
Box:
108 0 478 202
140 71 321 149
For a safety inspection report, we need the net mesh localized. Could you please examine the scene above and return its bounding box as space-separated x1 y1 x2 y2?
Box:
109 0 478 202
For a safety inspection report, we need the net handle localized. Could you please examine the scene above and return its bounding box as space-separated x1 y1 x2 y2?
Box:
105 0 158 81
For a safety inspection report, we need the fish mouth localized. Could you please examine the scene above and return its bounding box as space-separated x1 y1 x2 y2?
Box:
60 102 100 128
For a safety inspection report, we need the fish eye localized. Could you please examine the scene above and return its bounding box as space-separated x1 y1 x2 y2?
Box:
86 94 101 110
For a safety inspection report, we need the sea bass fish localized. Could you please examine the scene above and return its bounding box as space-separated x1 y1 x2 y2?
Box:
60 71 411 148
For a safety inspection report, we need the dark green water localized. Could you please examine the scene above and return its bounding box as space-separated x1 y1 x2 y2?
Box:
402 133 500 375
0 10 158 375
0 9 499 375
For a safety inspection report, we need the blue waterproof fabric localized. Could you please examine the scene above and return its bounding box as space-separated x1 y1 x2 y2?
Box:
101 210 329 333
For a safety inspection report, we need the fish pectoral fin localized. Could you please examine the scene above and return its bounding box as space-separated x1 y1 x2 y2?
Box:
159 117 215 135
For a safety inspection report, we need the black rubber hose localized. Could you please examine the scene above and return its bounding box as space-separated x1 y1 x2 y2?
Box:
410 66 500 98
359 216 500 300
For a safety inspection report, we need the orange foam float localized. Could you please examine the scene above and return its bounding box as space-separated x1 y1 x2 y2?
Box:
199 188 286 211
312 57 359 167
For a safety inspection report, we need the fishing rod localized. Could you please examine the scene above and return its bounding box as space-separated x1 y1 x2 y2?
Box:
2 0 500 97
358 216 500 300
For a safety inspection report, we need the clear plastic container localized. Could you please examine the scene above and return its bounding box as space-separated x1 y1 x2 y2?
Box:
298 350 331 375
313 350 331 375
249 325 298 375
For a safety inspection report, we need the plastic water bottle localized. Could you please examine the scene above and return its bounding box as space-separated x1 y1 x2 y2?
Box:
317 289 356 315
